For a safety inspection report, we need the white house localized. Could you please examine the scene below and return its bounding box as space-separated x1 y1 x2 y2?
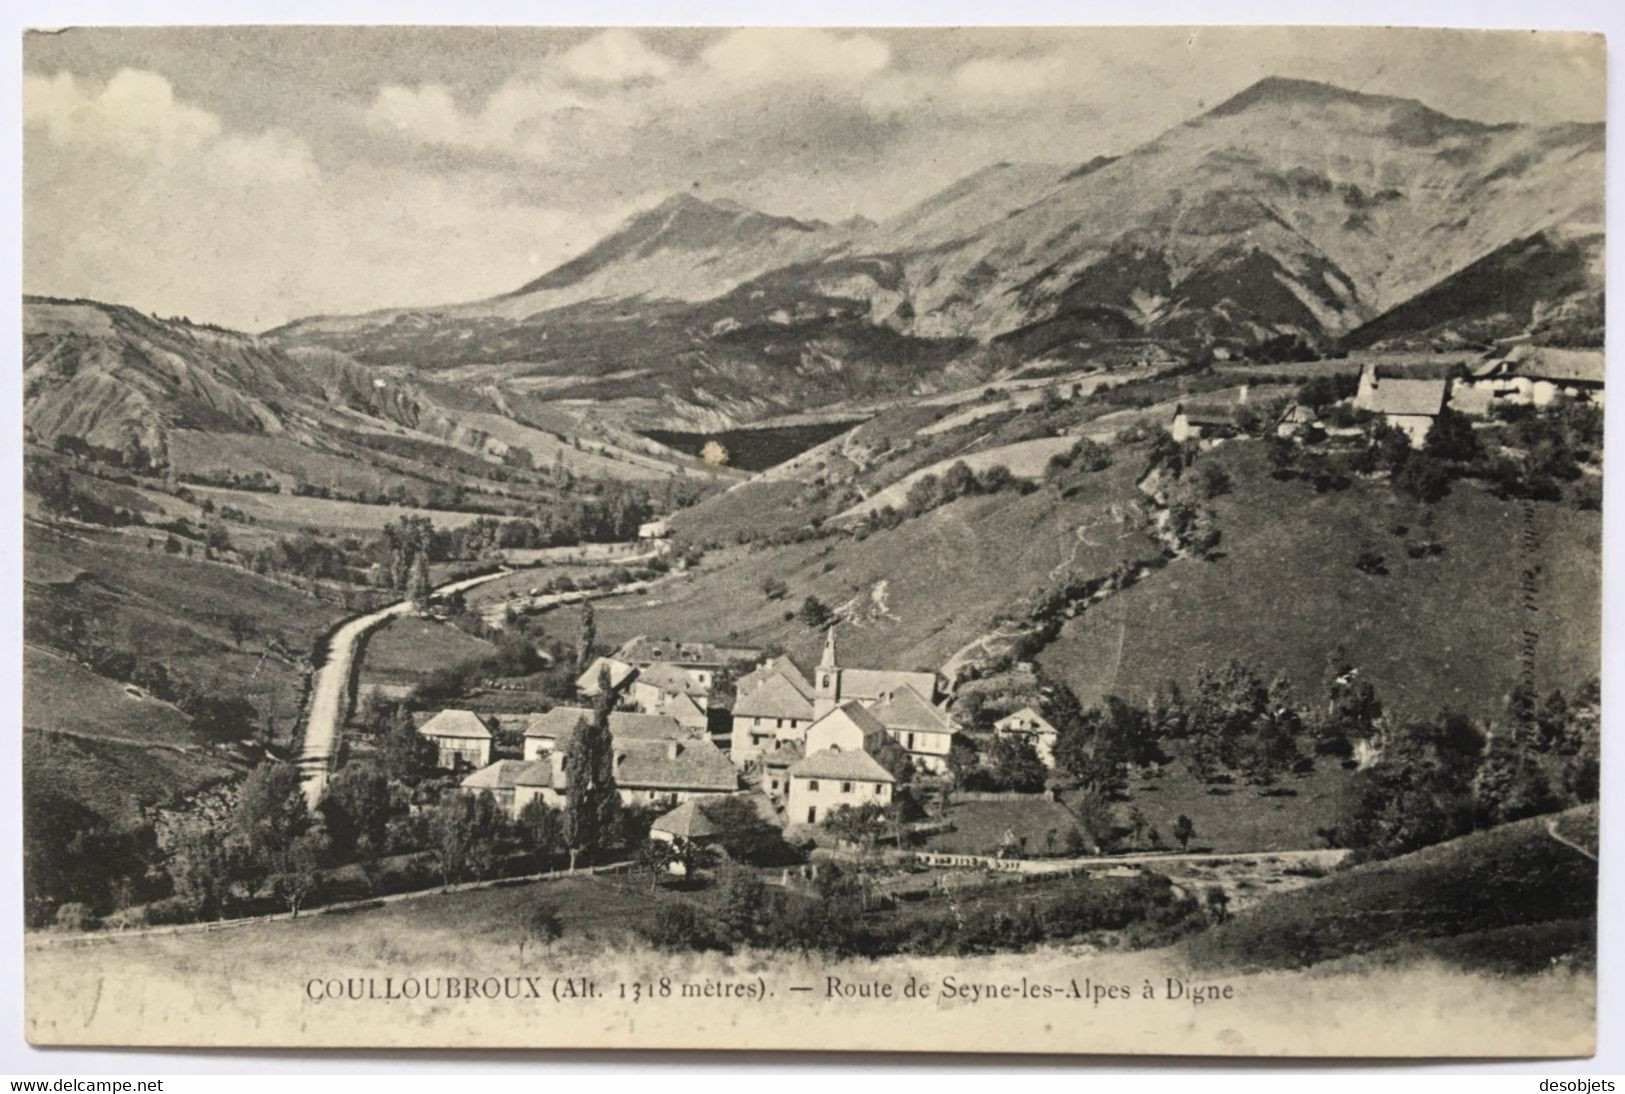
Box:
1465 346 1605 409
868 684 955 774
459 759 545 815
416 709 493 770
1354 364 1447 447
786 748 895 827
994 706 1060 767
637 519 671 541
729 657 817 761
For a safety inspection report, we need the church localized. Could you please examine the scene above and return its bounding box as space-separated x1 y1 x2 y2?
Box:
730 627 957 775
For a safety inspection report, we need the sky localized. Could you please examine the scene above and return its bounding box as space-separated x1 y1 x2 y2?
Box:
22 25 1606 331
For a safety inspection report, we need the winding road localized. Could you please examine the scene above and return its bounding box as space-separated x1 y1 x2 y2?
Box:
296 568 514 806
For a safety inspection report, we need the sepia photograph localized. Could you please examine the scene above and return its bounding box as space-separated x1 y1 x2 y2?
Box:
17 22 1606 1058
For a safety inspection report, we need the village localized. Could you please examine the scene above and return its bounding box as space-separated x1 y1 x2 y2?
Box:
393 340 1605 869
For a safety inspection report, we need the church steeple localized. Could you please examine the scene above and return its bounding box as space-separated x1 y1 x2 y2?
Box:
814 625 840 719
820 625 838 670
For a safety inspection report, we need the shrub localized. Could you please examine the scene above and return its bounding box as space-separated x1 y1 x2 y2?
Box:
54 903 97 932
146 896 199 926
641 903 730 953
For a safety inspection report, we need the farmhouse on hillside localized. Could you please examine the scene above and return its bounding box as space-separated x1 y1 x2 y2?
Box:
415 709 494 770
1465 345 1605 408
993 706 1060 767
1170 386 1251 445
1354 364 1447 447
513 733 738 811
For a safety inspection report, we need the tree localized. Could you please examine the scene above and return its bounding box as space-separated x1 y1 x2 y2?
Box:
166 817 234 920
700 795 794 866
428 794 477 887
1204 885 1230 923
1173 814 1196 851
760 576 789 601
1473 723 1557 827
987 734 1047 793
1127 806 1149 846
797 596 834 630
575 601 596 671
184 691 258 752
636 838 680 892
226 610 254 648
233 761 311 863
319 762 398 863
561 683 622 870
515 797 560 858
700 439 731 466
379 708 437 783
1393 452 1451 503
409 550 433 606
822 801 889 852
268 829 328 917
519 900 562 959
1423 406 1480 464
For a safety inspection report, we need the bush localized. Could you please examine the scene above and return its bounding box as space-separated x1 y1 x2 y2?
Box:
641 903 731 953
54 903 97 932
102 906 151 931
146 896 199 926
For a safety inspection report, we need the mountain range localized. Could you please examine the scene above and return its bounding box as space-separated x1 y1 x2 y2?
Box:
267 77 1603 432
28 77 1605 471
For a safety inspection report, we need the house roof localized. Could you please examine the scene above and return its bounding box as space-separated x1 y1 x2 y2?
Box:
1364 378 1446 417
736 656 813 702
650 798 723 839
1504 345 1605 385
637 661 710 695
661 691 710 728
517 738 737 793
1175 401 1243 429
789 747 896 783
616 739 739 792
614 635 762 667
812 700 891 741
733 670 817 721
461 759 544 791
994 706 1057 735
576 656 637 693
835 668 939 704
868 683 953 734
525 706 691 744
418 709 493 740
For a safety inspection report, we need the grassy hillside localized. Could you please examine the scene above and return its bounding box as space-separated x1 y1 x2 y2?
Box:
590 456 1160 673
1038 443 1600 720
1183 805 1598 974
23 519 348 823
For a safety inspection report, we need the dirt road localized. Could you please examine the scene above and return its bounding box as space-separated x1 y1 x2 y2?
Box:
296 568 513 806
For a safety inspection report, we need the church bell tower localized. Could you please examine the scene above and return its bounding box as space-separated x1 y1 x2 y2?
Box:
814 626 840 719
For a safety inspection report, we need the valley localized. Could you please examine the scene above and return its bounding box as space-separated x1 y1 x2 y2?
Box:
19 68 1602 1036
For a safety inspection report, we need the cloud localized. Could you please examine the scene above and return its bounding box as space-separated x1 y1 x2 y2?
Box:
560 29 676 84
25 68 221 157
698 29 891 84
25 66 586 329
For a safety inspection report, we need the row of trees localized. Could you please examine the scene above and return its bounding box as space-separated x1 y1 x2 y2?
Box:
1327 680 1599 862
